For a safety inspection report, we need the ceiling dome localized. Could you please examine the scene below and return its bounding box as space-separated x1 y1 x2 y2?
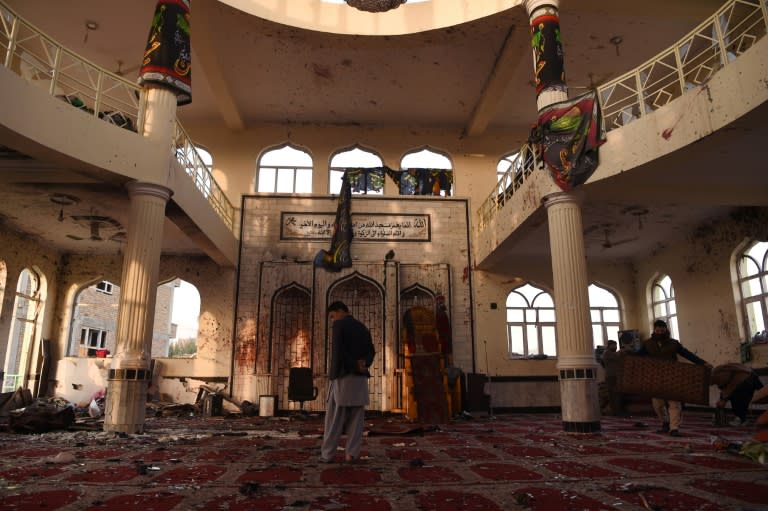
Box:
218 0 519 35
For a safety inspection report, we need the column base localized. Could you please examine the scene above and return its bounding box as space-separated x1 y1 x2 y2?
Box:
559 368 601 430
104 369 151 434
563 420 601 433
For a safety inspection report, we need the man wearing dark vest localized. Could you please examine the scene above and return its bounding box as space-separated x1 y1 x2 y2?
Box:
320 301 375 463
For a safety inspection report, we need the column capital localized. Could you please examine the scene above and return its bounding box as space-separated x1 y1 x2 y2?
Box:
522 0 559 18
126 181 173 201
541 190 584 209
556 354 601 370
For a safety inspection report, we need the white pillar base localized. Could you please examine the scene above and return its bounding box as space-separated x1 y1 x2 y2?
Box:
558 363 601 432
104 371 151 434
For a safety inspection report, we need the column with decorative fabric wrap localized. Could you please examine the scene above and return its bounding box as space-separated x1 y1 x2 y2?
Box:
523 0 600 432
104 0 189 433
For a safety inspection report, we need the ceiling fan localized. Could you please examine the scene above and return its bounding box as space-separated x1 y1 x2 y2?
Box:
68 215 124 242
571 71 614 91
113 59 142 77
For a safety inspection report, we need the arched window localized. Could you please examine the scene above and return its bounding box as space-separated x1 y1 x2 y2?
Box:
401 148 451 170
497 154 515 186
68 279 197 358
651 274 678 338
197 146 213 171
506 283 556 358
329 146 384 195
496 146 534 194
589 283 622 348
68 280 117 357
176 144 214 198
196 146 214 198
496 151 522 182
736 240 768 340
168 279 200 358
257 144 313 193
3 268 44 392
400 148 453 196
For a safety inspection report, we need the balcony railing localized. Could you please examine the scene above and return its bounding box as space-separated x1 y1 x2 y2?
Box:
174 123 235 229
0 5 144 132
478 0 768 232
477 144 542 230
600 0 767 132
0 1 235 231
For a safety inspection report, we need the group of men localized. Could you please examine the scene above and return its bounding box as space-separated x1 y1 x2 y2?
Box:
602 319 764 434
319 302 763 463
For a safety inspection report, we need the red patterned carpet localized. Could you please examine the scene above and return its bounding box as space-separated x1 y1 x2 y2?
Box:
1 411 767 510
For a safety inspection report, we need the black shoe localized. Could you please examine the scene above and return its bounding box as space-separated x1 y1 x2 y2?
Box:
669 429 681 437
656 422 670 433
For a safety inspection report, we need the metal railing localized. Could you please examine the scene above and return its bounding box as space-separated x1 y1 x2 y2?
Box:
0 4 144 132
477 144 542 230
174 123 235 229
477 0 768 231
0 1 235 231
599 0 767 131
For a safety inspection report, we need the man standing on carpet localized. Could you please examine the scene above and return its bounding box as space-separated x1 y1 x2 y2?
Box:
638 319 710 436
711 362 764 426
601 340 628 416
320 301 376 463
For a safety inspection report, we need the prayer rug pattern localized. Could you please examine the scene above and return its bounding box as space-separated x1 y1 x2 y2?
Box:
0 412 765 511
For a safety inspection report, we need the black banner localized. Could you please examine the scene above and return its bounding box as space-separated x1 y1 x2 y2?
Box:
138 0 191 105
530 13 565 96
314 173 353 272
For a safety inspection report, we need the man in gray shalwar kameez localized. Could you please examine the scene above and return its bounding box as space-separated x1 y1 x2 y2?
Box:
320 301 375 463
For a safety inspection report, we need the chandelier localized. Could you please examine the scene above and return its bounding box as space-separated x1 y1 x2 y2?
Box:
345 0 407 13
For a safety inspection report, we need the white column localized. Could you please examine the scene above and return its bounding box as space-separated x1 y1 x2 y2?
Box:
104 183 172 433
104 86 177 434
523 0 600 432
544 193 600 431
141 85 179 142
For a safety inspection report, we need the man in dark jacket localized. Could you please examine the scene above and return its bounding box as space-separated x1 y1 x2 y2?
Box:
638 319 710 436
601 340 629 415
320 301 375 463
